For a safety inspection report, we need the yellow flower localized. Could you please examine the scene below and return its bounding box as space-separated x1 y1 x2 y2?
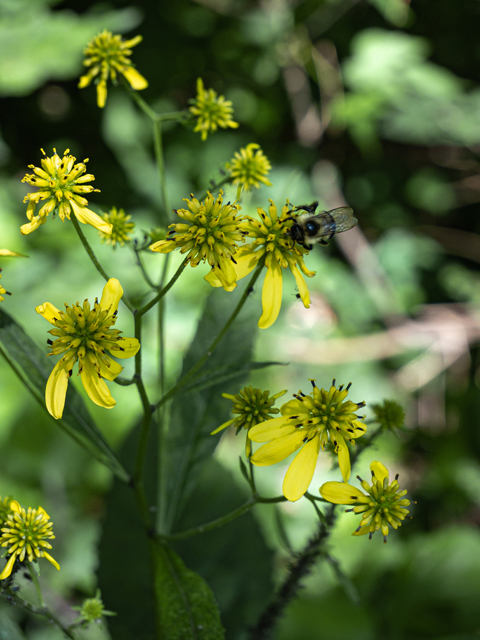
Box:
249 379 367 501
227 143 272 194
99 207 135 247
78 30 148 108
205 199 315 329
0 501 59 579
320 461 414 543
36 279 140 420
0 269 10 302
189 78 239 141
20 149 112 236
150 191 245 290
211 386 287 457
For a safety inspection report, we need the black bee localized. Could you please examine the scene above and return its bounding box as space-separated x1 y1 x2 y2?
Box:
287 202 357 249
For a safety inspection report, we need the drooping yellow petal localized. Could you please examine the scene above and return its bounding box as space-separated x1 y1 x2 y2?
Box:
250 430 305 467
258 260 283 329
70 200 113 234
204 253 257 289
283 435 321 501
46 360 70 420
0 554 16 580
319 481 364 504
99 278 123 313
43 552 60 571
98 356 123 381
335 432 351 481
149 240 176 254
122 66 148 90
370 460 389 484
111 337 140 359
20 215 47 235
281 398 306 416
0 249 27 257
97 80 107 108
80 357 116 409
249 416 296 442
290 263 310 308
36 302 61 325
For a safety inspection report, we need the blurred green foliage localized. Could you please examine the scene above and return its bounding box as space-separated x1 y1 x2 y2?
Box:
2 0 480 638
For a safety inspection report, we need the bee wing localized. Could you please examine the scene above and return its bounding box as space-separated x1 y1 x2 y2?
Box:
327 207 358 234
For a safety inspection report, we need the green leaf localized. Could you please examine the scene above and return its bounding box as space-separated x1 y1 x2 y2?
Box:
171 459 275 638
152 541 224 640
98 418 158 640
0 306 127 480
162 282 258 532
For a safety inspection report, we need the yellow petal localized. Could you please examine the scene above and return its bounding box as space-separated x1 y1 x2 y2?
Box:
283 435 321 501
98 356 123 381
43 552 60 571
281 398 306 416
290 264 310 308
231 253 258 282
80 357 116 409
70 200 113 234
122 66 148 90
10 501 21 513
250 430 305 467
111 337 140 359
370 461 389 484
0 554 17 580
319 481 364 504
20 215 47 235
210 417 238 435
97 80 107 108
100 278 123 313
335 433 351 482
249 416 296 442
46 360 70 420
0 249 27 257
258 261 283 329
352 525 371 537
150 240 176 253
36 302 61 324
205 268 235 290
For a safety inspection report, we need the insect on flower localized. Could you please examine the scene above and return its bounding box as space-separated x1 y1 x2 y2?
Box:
288 202 358 250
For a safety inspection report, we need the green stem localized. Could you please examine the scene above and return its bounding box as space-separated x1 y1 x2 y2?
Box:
70 215 135 313
133 245 158 289
153 261 264 411
136 256 189 318
153 118 169 222
157 494 286 541
15 566 77 639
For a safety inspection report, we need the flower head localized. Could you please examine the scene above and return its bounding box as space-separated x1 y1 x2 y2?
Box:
189 78 239 141
206 199 315 329
73 590 116 623
249 379 367 501
372 400 405 431
227 143 272 195
99 207 134 247
36 278 140 420
150 191 245 290
20 149 112 236
0 501 59 579
211 386 287 457
0 269 11 302
79 30 148 108
320 461 414 543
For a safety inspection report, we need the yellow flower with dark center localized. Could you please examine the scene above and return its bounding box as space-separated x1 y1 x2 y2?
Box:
227 143 272 194
99 207 135 247
78 30 148 108
20 149 112 236
205 199 315 329
36 279 140 420
189 78 239 141
0 501 59 579
320 461 414 543
249 379 367 501
211 386 287 457
0 269 10 302
150 191 245 290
